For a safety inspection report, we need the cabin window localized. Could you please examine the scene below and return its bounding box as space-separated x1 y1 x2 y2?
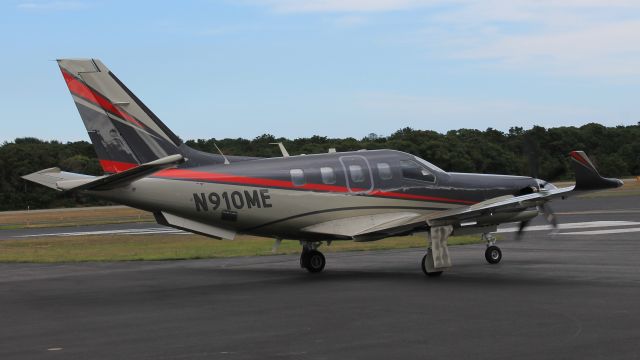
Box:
400 160 435 183
321 167 336 184
377 162 393 180
290 169 306 186
349 165 364 183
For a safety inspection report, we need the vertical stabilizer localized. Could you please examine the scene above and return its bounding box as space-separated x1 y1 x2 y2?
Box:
57 59 183 173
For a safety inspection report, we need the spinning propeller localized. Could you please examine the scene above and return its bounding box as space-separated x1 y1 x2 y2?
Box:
515 202 558 240
516 148 560 239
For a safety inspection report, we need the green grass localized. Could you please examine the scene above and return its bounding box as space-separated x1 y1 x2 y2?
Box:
0 219 154 231
0 234 483 263
0 206 153 230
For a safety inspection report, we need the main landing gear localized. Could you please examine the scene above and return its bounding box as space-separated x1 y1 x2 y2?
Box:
482 233 502 264
300 241 326 273
421 225 454 277
421 251 443 277
420 229 502 277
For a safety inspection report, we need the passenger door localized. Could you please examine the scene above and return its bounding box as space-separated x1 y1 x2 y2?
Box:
339 155 373 193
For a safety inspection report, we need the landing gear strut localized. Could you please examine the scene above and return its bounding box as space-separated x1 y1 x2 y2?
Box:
482 233 502 264
300 241 326 273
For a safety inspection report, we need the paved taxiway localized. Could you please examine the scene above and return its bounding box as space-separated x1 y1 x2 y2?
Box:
1 196 640 359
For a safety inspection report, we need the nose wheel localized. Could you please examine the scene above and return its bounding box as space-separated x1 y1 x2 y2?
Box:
485 245 502 264
300 249 326 273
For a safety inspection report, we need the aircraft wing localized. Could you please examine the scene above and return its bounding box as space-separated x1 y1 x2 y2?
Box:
425 187 572 226
302 212 427 240
426 151 623 227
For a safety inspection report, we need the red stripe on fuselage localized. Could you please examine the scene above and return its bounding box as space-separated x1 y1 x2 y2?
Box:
369 189 476 205
155 168 475 205
99 159 138 173
60 69 144 128
156 168 356 192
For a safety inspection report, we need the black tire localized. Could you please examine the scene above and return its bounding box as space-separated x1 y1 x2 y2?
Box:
421 254 443 277
485 245 502 264
304 250 325 273
300 250 309 268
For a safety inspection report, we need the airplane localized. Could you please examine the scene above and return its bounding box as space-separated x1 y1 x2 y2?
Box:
23 59 624 277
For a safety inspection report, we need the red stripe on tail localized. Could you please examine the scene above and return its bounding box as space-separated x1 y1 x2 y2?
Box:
61 69 144 128
99 159 138 173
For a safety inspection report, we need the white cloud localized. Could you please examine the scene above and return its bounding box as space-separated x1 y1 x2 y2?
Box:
455 21 640 77
423 2 640 77
329 15 369 28
254 0 431 13
17 1 89 11
356 92 609 131
253 0 640 78
255 0 640 14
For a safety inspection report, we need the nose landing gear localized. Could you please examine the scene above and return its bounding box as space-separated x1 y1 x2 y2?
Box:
482 233 502 264
485 245 502 264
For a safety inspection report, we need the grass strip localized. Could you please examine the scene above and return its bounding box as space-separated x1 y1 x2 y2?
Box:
0 234 482 263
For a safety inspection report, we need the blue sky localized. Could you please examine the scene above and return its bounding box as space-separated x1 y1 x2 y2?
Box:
2 0 640 142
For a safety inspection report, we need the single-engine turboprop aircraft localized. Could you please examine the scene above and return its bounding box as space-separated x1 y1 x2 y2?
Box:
24 59 624 276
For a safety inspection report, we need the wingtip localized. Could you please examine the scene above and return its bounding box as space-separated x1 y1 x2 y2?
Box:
569 151 624 190
569 150 595 169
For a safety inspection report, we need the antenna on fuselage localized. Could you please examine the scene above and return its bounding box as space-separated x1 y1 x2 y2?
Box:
270 142 290 157
213 143 230 165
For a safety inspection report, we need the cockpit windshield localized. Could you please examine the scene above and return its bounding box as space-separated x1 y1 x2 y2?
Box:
414 156 446 173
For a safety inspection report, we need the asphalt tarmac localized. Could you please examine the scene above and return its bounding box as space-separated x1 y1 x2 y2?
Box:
1 196 640 359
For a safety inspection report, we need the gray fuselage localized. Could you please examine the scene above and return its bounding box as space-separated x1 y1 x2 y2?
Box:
91 149 539 240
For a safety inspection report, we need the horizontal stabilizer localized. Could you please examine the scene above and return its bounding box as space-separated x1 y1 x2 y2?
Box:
23 154 183 192
22 167 92 191
570 151 623 191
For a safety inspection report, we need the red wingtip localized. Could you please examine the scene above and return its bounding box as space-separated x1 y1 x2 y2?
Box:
570 151 591 168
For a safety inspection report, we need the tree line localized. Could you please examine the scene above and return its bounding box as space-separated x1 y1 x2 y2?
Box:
1 123 638 211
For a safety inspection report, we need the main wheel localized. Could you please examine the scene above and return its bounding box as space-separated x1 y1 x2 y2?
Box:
485 245 502 264
302 250 325 273
421 254 443 277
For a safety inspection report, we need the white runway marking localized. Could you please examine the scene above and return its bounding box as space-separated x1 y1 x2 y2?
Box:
117 230 187 235
497 221 640 233
11 221 640 239
559 227 640 236
16 227 186 238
